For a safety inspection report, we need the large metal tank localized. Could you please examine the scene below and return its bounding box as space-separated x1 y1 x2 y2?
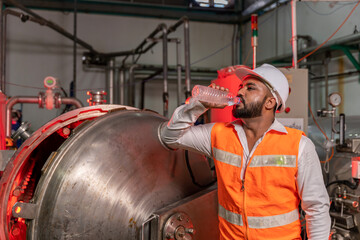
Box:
0 105 217 240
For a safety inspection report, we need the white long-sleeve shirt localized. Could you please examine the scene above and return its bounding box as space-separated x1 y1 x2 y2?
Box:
161 100 331 240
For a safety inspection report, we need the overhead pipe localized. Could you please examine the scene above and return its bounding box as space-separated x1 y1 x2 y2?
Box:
5 95 83 137
4 0 98 53
1 8 51 94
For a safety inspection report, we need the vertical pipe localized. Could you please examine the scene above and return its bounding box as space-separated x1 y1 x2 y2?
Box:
119 69 125 105
339 113 345 146
108 58 115 104
129 64 139 107
161 24 169 117
176 39 182 106
231 24 238 65
291 0 298 69
184 19 191 98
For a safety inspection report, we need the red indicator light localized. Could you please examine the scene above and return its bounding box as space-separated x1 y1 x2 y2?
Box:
285 107 291 113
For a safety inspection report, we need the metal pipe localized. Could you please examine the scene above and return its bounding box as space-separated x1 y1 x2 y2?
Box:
231 24 237 65
184 18 191 98
176 39 182 106
6 95 83 137
5 0 98 53
291 0 298 68
140 69 163 109
128 64 140 107
119 69 125 105
5 96 39 137
60 97 83 108
325 59 329 109
161 24 169 117
107 58 115 104
339 113 345 146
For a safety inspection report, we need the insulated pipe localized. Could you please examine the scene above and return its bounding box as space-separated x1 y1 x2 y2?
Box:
291 0 298 68
161 24 169 117
5 95 83 137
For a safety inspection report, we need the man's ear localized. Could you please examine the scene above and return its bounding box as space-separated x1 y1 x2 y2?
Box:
264 97 277 110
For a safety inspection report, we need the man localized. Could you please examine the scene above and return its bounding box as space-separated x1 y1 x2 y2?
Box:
160 64 330 240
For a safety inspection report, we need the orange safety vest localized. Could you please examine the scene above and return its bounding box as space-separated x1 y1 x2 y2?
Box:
211 122 304 240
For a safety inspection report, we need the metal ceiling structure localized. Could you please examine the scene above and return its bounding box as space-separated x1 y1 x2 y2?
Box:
3 0 282 24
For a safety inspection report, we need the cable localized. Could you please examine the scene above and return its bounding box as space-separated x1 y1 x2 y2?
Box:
297 0 360 64
191 42 232 66
308 102 334 163
243 48 253 66
303 1 356 16
184 150 216 188
326 179 360 190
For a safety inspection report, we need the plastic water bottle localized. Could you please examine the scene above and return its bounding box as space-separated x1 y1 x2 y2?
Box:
192 85 241 106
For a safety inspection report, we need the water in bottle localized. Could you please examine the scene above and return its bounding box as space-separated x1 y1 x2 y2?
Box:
192 85 241 106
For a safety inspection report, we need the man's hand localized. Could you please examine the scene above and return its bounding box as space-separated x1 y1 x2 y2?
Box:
199 83 229 109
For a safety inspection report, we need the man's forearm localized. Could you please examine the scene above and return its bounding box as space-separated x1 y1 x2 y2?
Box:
160 100 213 157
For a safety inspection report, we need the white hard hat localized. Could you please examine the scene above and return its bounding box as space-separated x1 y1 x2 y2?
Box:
235 64 289 113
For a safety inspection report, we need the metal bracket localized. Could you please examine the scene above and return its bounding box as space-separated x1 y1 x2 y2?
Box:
12 202 38 220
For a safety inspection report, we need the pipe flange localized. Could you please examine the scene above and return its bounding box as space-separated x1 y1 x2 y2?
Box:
38 92 45 108
54 93 61 109
163 212 195 240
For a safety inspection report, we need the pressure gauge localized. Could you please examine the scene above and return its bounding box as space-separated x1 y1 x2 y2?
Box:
328 92 342 107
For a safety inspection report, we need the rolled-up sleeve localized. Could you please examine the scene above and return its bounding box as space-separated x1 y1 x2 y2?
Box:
160 100 214 157
297 136 331 240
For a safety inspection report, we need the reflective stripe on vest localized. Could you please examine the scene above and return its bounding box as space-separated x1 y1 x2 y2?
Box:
218 203 243 226
249 155 296 167
213 147 242 167
247 208 299 229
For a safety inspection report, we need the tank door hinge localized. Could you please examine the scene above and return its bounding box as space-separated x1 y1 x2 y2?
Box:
12 202 38 220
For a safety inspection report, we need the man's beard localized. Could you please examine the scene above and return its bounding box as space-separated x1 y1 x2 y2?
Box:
232 96 267 119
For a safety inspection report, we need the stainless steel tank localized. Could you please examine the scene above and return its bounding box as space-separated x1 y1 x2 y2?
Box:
0 105 215 240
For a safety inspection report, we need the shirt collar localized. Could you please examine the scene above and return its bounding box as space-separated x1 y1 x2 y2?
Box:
268 118 288 134
231 118 288 134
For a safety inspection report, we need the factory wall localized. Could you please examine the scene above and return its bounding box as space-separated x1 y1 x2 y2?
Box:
5 9 233 130
242 1 360 117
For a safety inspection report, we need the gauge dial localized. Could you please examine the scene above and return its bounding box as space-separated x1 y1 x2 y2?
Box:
329 92 342 107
